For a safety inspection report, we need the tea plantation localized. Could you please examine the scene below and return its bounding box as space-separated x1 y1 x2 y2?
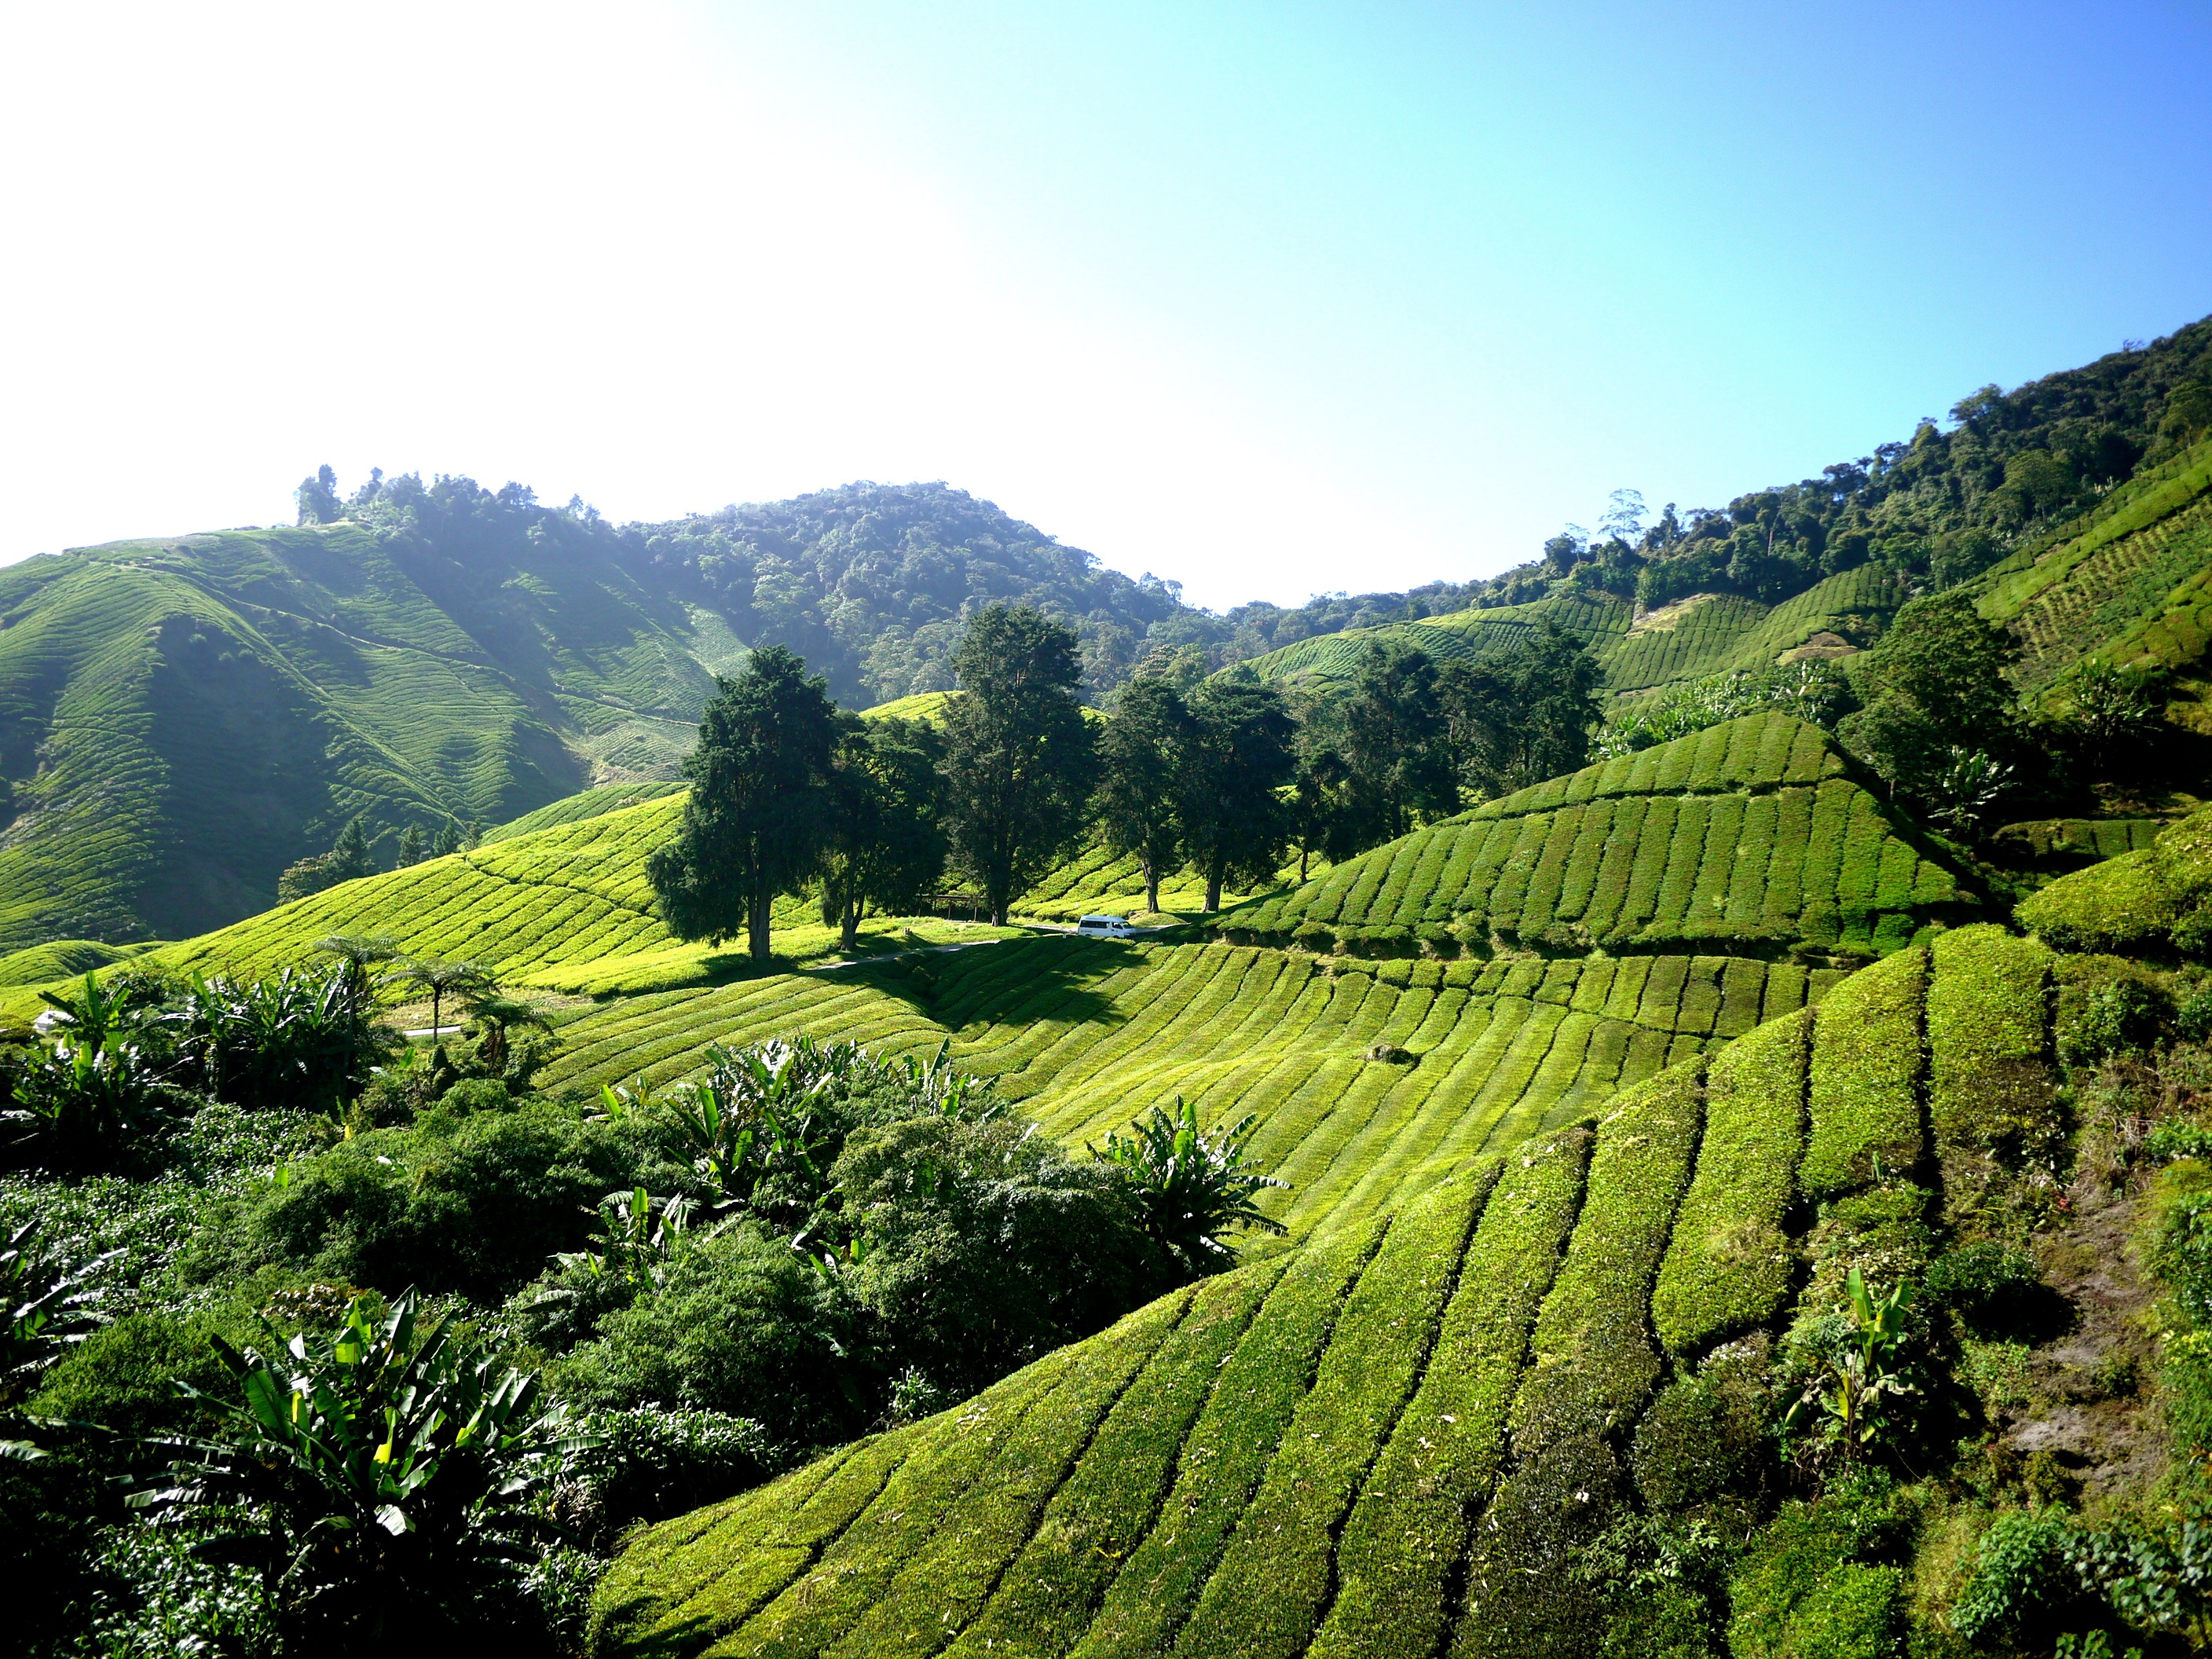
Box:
585 926 2048 1658
1219 712 1971 957
540 938 1843 1241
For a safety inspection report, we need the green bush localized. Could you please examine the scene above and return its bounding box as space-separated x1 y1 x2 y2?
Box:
1927 924 2057 1159
1726 1480 1910 1659
1456 1431 1624 1657
1631 1336 1777 1518
1949 1507 2085 1644
565 1406 782 1536
221 1101 668 1302
1654 1009 1809 1355
1511 1060 1704 1457
2055 957 2174 1066
547 1226 862 1448
1923 1240 2045 1338
1800 947 1927 1199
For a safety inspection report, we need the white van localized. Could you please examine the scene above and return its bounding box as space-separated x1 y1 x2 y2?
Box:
1075 914 1137 939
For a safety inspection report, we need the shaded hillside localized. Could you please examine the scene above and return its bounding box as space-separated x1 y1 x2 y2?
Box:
588 925 2061 1658
1218 712 1972 958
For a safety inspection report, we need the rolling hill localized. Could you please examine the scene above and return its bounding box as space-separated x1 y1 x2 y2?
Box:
586 923 2052 1658
1218 712 1972 958
1231 566 1909 696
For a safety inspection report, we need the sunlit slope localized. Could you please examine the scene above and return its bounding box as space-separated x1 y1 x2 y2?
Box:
0 518 745 948
479 780 687 844
540 936 1842 1240
1231 566 1906 694
1976 436 2212 711
591 925 2051 1659
1221 712 1972 957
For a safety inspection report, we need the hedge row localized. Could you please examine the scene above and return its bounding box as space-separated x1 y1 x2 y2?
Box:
1224 720 1965 955
2020 804 2212 954
826 1288 1196 1657
1507 1060 1705 1459
1309 1140 1587 1659
542 943 1827 1247
1925 924 2056 1158
1173 1175 1486 1659
1798 946 1928 1199
1065 1214 1387 1658
945 1265 1286 1657
1650 1007 1811 1355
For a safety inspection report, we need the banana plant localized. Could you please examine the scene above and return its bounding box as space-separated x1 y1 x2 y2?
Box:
1782 1267 1918 1467
1093 1097 1288 1275
134 1291 593 1644
555 1187 698 1285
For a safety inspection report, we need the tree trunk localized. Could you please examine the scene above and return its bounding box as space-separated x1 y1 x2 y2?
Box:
841 898 859 952
1205 870 1221 914
1143 859 1160 917
749 878 772 963
1299 844 1310 883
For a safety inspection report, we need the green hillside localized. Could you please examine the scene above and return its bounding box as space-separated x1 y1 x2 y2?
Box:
588 926 2049 1658
478 779 688 844
540 937 1838 1241
1232 566 1907 697
1219 712 1971 957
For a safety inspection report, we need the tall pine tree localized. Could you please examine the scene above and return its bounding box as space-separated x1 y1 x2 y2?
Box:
647 646 840 962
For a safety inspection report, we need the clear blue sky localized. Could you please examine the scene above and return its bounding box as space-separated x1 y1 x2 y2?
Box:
4 2 2209 608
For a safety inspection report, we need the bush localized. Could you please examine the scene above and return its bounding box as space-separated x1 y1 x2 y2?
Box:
220 1101 671 1302
1727 1478 1910 1659
1631 1337 1776 1518
1950 1508 2086 1643
2056 958 2174 1066
546 1225 862 1447
1924 1240 2045 1337
563 1406 782 1537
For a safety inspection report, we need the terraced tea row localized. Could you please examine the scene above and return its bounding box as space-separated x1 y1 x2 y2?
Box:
1232 566 1905 695
1221 712 1971 955
541 936 1844 1240
591 927 2050 1658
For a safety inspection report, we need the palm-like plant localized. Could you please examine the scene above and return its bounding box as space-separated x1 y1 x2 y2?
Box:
172 965 394 1111
455 991 553 1075
383 958 497 1042
134 1291 591 1643
1782 1268 1918 1469
1093 1097 1287 1275
2 1217 115 1415
314 932 400 999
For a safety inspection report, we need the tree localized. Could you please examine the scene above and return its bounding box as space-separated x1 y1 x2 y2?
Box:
1441 621 1606 799
394 824 425 867
941 606 1097 925
1335 640 1457 851
294 463 341 526
1097 676 1192 915
1286 739 1353 883
386 958 496 1041
818 715 947 950
1178 676 1295 912
1837 589 2023 802
647 646 841 962
430 821 464 858
276 816 377 903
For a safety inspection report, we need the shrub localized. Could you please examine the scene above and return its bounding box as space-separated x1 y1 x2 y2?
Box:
562 1406 782 1536
1726 1479 1910 1659
131 1291 583 1648
1950 1507 2086 1643
2056 958 2174 1066
1654 1009 1807 1355
1092 1096 1288 1274
547 1225 862 1448
1631 1337 1777 1518
1800 946 1927 1199
222 1101 665 1302
1924 1240 2045 1338
1928 925 2059 1160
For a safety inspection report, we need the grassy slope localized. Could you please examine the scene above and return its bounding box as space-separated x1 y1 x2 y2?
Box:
0 520 741 952
1219 712 1973 957
590 925 2044 1658
1975 436 2212 710
478 780 687 844
538 937 1841 1242
1230 566 1906 695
